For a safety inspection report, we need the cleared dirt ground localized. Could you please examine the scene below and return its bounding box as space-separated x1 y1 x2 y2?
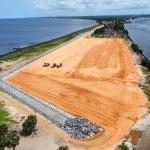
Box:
8 36 148 149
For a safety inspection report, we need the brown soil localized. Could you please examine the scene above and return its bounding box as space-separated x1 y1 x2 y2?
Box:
130 130 142 145
8 36 148 150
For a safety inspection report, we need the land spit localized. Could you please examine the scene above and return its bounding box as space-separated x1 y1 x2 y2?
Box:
2 34 148 149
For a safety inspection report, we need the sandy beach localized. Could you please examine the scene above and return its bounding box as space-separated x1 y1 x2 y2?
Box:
6 34 148 149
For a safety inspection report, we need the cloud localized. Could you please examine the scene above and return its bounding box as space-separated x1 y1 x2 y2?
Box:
35 0 150 15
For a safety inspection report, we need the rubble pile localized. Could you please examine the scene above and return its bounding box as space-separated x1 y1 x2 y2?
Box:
63 117 102 139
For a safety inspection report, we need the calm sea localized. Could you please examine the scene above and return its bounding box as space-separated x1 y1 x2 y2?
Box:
0 18 94 55
125 17 150 59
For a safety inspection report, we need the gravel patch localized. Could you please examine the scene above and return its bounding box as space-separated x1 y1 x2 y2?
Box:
62 117 102 139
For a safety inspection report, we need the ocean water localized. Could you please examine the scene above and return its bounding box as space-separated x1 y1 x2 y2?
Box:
125 17 150 59
0 18 94 55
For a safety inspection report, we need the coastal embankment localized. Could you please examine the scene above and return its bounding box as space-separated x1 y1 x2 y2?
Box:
121 19 150 150
0 18 95 56
125 17 150 59
0 25 97 62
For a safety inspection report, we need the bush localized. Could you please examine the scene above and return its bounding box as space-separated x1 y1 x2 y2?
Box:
113 21 124 31
123 29 128 35
58 145 69 150
0 124 20 150
22 115 37 136
118 142 128 150
131 44 142 54
141 57 150 70
0 124 8 150
92 27 105 37
6 131 20 150
0 123 8 136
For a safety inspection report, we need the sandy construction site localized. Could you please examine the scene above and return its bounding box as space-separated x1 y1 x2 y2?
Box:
8 35 148 149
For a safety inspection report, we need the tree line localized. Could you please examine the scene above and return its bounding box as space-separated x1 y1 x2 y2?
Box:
131 43 150 70
0 115 37 150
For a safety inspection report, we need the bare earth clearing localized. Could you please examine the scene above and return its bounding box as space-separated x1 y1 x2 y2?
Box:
8 35 148 149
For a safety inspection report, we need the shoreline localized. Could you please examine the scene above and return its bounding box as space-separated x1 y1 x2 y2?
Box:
115 23 150 149
127 26 150 68
0 24 97 61
125 18 150 62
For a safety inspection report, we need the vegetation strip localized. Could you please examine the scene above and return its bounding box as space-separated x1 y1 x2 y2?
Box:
0 25 96 62
0 102 13 123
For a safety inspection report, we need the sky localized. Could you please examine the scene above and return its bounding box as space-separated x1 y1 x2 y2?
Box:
0 0 150 18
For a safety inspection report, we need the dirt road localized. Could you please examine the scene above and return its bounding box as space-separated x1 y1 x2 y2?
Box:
8 36 148 149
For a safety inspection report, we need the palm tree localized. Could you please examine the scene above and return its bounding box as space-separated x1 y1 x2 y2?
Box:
0 124 8 150
22 115 37 136
0 137 6 150
6 131 20 150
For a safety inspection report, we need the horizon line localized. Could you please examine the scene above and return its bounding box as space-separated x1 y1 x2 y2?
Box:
0 13 150 20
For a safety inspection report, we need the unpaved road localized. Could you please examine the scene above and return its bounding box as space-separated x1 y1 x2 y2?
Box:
8 36 148 150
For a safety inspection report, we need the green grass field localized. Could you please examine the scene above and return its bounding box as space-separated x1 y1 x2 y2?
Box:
0 102 13 123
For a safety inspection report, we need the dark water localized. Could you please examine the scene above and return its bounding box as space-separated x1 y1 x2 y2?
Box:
0 18 94 55
125 17 150 59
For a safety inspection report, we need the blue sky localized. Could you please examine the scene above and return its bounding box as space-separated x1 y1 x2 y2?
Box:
0 0 150 18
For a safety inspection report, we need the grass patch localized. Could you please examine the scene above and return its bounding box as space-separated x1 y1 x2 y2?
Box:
0 102 14 123
145 91 150 102
145 74 150 84
142 67 150 75
142 67 150 102
0 25 96 62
